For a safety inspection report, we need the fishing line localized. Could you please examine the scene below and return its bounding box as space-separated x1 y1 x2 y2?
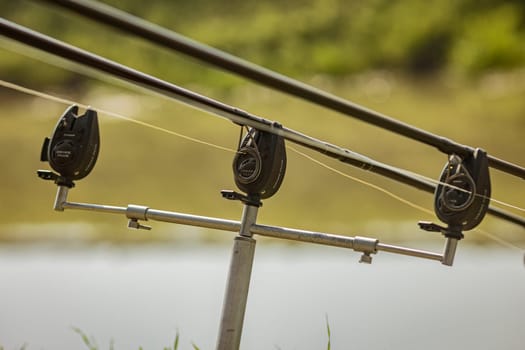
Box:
289 146 525 251
0 78 466 214
0 79 236 153
0 78 470 211
489 199 525 213
347 151 523 215
2 79 522 250
474 228 524 252
288 146 435 216
291 144 525 215
2 77 524 215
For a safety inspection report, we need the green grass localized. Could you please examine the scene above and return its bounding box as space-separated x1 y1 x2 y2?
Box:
73 328 199 350
0 345 27 350
71 323 331 350
325 315 331 350
73 327 104 350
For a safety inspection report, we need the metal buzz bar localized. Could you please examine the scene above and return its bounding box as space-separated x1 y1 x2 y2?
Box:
51 185 450 265
35 0 525 180
1 17 523 228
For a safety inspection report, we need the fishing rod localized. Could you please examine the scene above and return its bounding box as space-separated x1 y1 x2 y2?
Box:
35 0 525 180
0 18 523 229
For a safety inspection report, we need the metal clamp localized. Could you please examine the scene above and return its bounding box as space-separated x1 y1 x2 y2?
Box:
126 204 151 230
353 236 379 264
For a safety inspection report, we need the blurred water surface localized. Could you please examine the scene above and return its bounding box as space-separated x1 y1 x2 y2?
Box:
0 242 523 350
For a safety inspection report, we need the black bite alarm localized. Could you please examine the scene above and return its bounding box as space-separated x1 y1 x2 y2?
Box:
232 126 286 199
39 105 100 186
434 148 491 231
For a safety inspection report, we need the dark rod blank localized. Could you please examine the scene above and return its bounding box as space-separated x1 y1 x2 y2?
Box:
35 0 525 180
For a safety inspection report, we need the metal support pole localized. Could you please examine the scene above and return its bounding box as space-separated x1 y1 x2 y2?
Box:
53 185 69 211
442 238 459 266
216 204 259 350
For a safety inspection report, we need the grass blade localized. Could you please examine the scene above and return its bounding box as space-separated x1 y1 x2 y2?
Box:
174 330 180 350
326 314 331 350
72 327 98 350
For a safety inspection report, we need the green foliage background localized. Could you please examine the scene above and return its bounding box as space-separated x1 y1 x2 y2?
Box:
0 0 524 244
2 0 525 86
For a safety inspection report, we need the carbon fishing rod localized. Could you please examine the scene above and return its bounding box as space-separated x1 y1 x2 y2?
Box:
35 0 525 180
0 18 523 228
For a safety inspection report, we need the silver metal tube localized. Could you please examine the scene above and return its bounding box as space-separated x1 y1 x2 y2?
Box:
353 236 379 253
53 186 69 211
126 204 149 220
250 224 355 249
62 201 127 215
61 200 240 231
239 205 258 237
146 208 240 232
59 197 446 264
216 205 259 350
253 224 444 262
441 238 459 266
377 243 443 262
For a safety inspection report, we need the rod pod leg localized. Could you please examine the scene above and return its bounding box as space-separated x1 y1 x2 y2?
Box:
216 204 259 350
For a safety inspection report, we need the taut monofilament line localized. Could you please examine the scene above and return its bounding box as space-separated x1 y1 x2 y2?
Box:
35 0 525 180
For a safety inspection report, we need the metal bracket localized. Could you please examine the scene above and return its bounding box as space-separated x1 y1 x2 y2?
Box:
127 218 152 230
37 169 75 188
126 204 152 230
418 221 464 240
353 236 378 264
221 190 262 207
